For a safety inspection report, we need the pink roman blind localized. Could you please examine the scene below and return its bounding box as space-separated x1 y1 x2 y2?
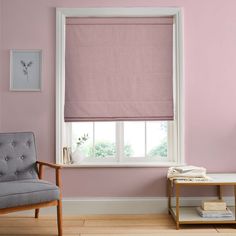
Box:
65 17 174 122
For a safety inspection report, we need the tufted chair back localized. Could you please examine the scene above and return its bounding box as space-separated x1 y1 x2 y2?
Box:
0 132 38 182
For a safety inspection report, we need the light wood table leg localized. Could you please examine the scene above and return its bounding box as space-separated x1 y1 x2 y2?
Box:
167 179 172 214
234 185 236 221
35 209 39 218
176 184 180 230
217 185 222 200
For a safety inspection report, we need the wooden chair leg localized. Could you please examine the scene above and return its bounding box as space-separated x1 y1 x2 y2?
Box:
35 209 39 218
57 200 63 236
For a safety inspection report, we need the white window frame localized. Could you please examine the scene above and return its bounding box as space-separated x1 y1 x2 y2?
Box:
56 7 184 167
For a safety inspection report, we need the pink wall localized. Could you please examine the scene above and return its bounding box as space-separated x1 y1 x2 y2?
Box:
1 0 236 197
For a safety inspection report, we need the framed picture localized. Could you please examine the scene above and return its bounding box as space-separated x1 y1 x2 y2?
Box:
10 49 42 91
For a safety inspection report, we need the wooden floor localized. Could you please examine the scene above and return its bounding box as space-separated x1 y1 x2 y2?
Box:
0 214 236 235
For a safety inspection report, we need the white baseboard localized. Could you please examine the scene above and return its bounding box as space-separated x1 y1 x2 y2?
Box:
61 197 168 215
8 197 235 216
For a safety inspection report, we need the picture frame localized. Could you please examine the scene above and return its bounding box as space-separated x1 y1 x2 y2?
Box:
10 49 42 91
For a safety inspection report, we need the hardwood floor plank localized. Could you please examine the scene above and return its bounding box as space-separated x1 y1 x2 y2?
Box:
80 214 170 220
215 224 236 233
0 226 216 235
0 214 229 235
84 218 173 227
0 226 82 235
81 234 236 236
76 225 216 234
0 218 84 227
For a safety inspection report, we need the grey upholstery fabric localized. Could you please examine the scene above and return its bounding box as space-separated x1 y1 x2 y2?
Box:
0 132 38 182
0 179 60 209
0 132 60 210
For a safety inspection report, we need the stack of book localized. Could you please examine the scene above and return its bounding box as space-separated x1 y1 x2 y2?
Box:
196 200 233 218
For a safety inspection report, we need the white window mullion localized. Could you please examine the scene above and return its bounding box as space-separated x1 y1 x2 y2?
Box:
93 122 95 158
116 121 124 163
145 121 147 158
68 122 72 149
120 122 124 162
167 121 174 162
116 122 120 163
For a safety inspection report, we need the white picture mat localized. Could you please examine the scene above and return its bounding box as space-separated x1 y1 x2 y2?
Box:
10 49 42 91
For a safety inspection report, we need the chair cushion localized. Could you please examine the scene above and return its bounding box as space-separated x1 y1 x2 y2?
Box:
0 132 38 182
0 179 60 209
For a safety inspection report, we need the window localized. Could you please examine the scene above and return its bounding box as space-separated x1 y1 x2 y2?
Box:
56 8 184 166
68 121 172 164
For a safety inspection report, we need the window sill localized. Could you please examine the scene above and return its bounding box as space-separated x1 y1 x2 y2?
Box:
59 162 185 168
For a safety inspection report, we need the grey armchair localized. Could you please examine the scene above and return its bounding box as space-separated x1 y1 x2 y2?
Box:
0 132 62 236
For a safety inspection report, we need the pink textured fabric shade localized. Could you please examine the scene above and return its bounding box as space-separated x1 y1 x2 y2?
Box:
65 17 174 121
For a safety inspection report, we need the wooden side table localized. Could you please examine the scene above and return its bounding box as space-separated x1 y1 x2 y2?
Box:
168 173 236 229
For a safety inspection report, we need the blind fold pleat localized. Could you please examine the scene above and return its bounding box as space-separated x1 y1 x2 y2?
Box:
65 17 174 122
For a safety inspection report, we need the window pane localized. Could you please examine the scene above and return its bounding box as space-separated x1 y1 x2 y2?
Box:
124 121 145 157
146 121 168 158
71 122 93 158
71 121 169 163
94 122 116 158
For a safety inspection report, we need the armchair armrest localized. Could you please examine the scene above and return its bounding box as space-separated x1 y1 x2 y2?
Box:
36 161 62 169
36 161 62 187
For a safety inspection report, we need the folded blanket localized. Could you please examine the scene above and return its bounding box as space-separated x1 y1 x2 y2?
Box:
168 176 212 182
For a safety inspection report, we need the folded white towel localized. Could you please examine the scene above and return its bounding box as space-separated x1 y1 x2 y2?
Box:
167 165 206 179
174 165 205 173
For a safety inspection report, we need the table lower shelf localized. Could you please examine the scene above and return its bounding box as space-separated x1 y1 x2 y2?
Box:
170 206 236 224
